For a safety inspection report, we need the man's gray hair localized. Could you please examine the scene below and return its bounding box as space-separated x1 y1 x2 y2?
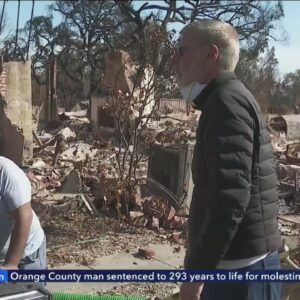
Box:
182 20 240 72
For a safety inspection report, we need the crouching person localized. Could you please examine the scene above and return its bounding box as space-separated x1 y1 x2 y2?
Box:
0 156 46 270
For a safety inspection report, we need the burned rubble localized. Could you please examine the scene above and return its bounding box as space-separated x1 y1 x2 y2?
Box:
25 47 197 263
26 107 300 268
2 47 299 275
26 104 194 267
30 106 193 219
269 114 300 268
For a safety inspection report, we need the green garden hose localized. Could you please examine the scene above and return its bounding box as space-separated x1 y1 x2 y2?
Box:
52 292 147 300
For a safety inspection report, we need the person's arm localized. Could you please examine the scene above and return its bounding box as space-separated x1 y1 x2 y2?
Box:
185 97 255 270
1 203 33 269
0 159 32 269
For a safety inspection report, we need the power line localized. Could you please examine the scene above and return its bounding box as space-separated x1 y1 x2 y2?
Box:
26 0 35 60
0 0 7 34
14 0 21 57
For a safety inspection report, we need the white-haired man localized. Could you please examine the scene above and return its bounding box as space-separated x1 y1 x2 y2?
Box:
173 20 282 300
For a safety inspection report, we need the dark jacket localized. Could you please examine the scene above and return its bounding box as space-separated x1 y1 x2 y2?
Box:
185 72 282 270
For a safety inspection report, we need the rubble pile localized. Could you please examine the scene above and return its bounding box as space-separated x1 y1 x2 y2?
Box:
148 112 199 146
268 115 300 267
128 193 187 233
150 123 194 145
30 109 188 232
30 109 300 267
91 178 188 235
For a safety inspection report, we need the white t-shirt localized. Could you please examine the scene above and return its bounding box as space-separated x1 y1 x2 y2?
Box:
0 156 44 261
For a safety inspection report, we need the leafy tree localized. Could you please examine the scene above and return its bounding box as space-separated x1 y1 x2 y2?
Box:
50 0 135 97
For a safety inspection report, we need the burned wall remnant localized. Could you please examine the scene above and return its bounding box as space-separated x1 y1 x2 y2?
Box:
92 50 156 142
101 50 155 119
0 97 24 166
0 60 32 162
102 50 135 94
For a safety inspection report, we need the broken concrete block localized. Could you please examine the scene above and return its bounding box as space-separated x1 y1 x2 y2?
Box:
58 169 82 194
60 142 98 162
138 247 156 259
130 211 144 220
31 159 47 170
166 205 176 221
149 216 160 231
57 127 77 141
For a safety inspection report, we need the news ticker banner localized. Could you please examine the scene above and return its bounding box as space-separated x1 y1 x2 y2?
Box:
1 270 300 283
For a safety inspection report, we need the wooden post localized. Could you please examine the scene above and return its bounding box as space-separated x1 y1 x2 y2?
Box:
46 54 58 121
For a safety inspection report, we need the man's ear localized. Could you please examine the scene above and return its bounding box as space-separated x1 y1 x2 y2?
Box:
208 44 219 62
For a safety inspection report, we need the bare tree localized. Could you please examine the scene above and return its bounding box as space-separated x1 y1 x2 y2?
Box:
50 0 135 98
